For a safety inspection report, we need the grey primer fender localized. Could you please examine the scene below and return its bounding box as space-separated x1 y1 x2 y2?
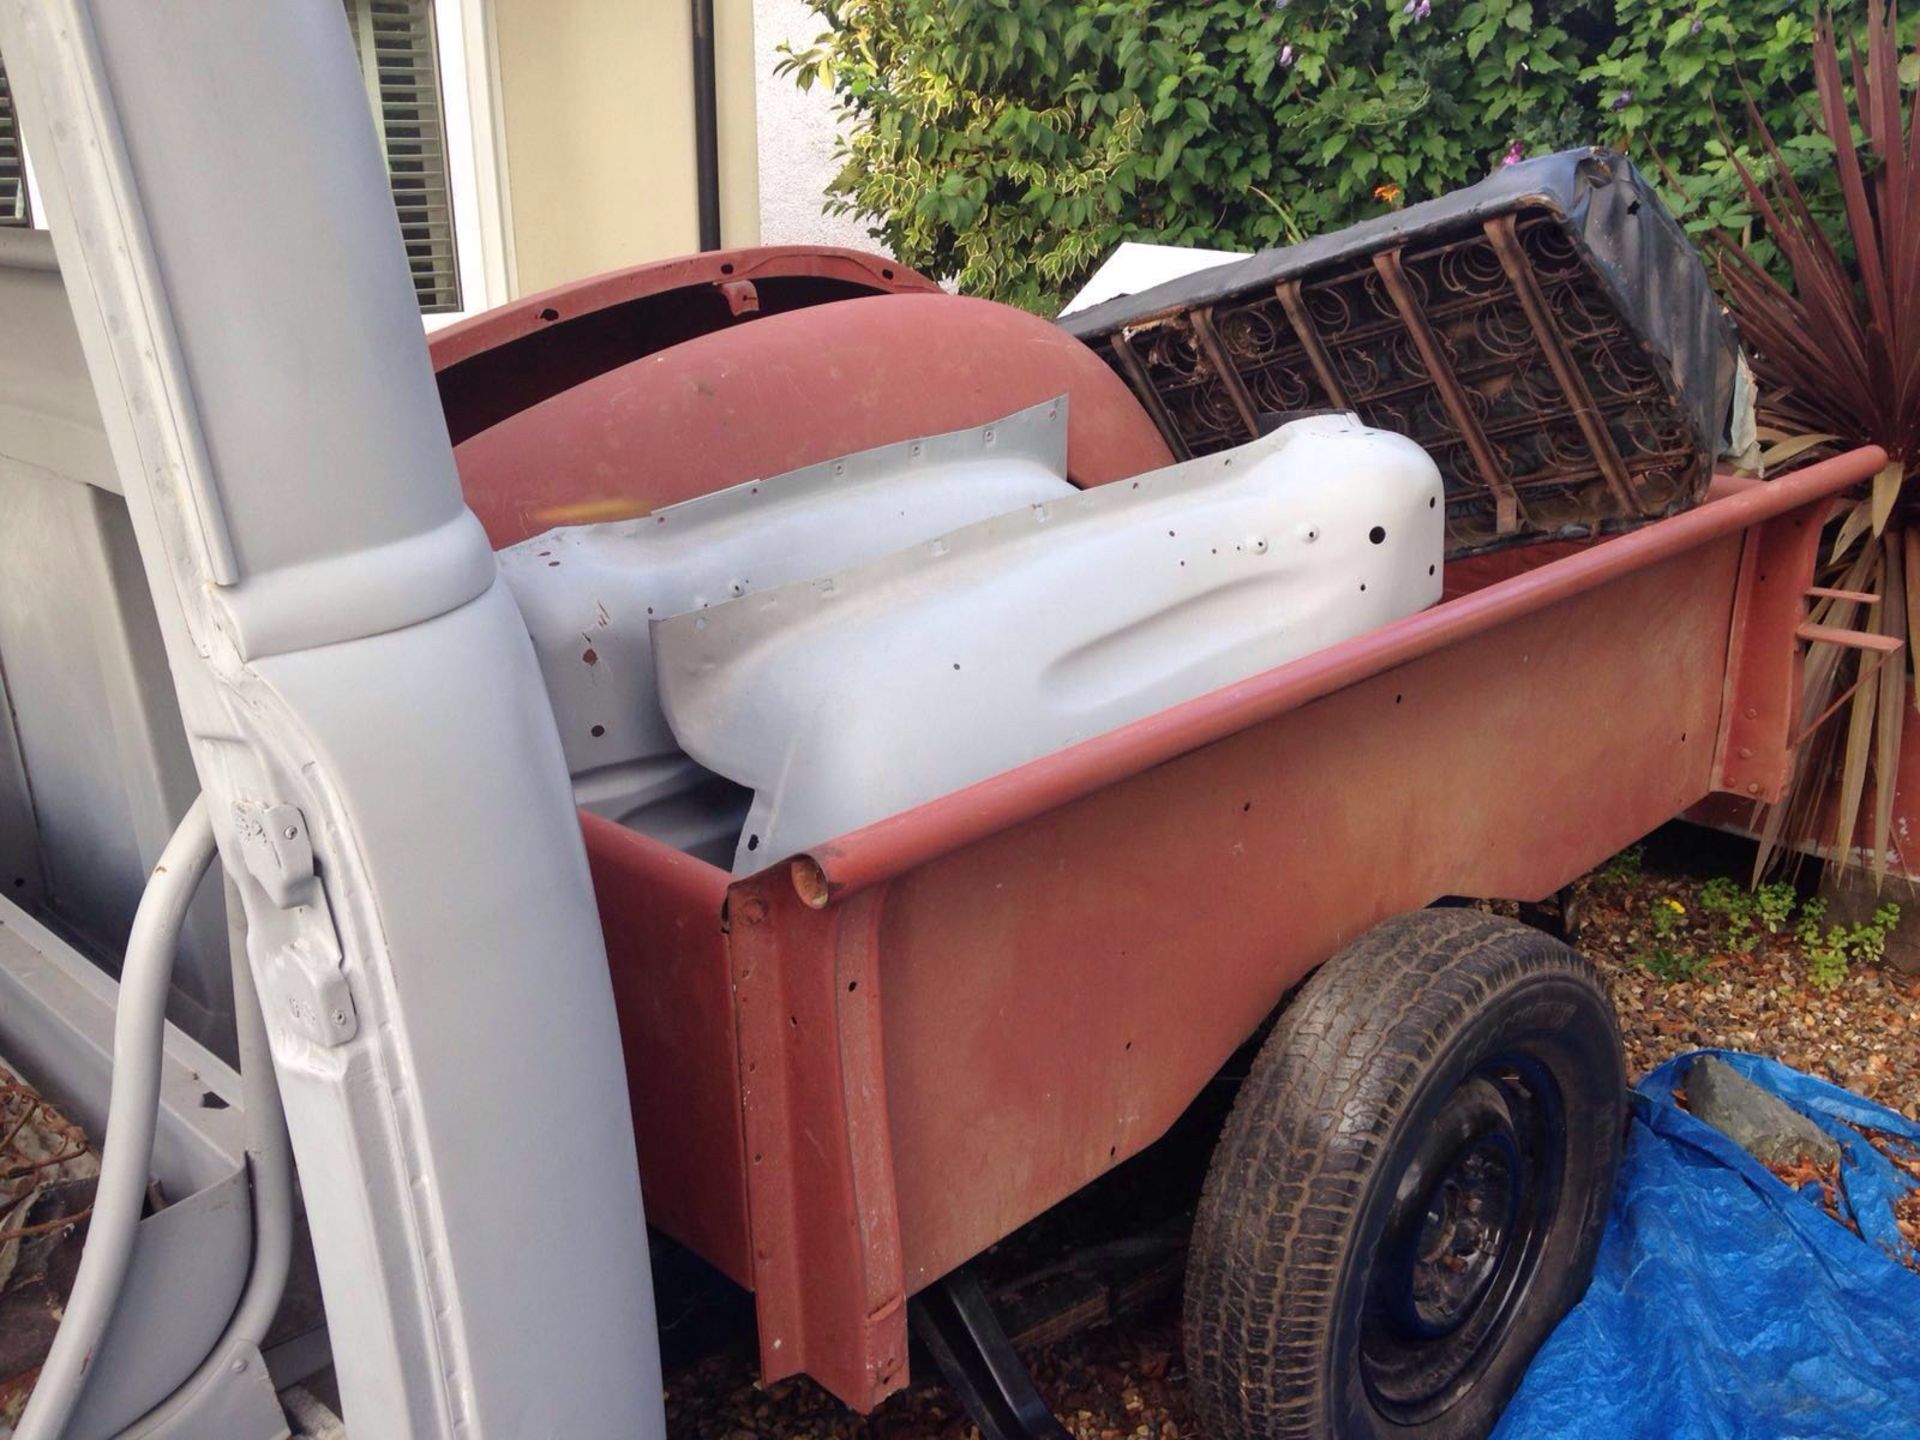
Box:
655 412 1445 873
499 400 1078 865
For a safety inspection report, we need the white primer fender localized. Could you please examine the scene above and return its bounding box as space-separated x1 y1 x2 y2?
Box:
655 414 1446 873
499 400 1077 863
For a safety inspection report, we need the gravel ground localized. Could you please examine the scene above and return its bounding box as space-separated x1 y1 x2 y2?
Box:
662 831 1920 1439
1574 849 1920 1118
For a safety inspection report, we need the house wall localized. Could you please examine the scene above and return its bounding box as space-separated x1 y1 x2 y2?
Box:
753 0 884 254
490 0 760 295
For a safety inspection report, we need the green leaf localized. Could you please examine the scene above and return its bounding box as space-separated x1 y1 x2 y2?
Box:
1153 131 1186 180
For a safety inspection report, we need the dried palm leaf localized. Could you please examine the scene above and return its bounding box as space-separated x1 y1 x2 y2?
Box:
1721 4 1920 884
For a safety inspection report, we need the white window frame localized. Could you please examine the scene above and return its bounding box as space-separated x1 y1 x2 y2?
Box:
422 0 513 329
21 139 43 227
10 0 511 328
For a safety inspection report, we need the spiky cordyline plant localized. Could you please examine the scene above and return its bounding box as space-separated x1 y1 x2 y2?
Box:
1715 3 1920 884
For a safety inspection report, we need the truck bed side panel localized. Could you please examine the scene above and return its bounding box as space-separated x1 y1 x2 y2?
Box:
584 813 753 1284
876 539 1738 1291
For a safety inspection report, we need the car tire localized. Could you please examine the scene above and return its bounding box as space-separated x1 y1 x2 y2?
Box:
1185 909 1624 1440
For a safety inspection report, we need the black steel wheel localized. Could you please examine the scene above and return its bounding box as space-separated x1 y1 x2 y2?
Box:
1185 910 1624 1440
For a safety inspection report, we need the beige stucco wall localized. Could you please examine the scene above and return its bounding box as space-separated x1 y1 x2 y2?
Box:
490 0 759 296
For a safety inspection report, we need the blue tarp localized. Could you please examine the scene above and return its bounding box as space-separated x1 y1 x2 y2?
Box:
1494 1050 1920 1439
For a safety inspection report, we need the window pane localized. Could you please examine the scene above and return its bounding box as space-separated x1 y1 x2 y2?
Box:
344 0 461 313
0 51 31 229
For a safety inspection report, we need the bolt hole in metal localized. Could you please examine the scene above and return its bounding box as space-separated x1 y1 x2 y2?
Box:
1370 525 1388 544
1360 1056 1564 1425
537 306 559 322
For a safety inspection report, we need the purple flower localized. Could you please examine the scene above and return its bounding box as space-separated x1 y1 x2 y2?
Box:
1689 15 1703 34
1278 42 1296 67
1612 89 1633 111
1402 0 1431 16
1501 140 1526 166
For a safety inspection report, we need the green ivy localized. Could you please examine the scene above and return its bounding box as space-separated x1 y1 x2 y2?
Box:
780 0 1904 310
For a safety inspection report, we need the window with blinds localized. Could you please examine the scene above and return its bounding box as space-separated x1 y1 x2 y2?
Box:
0 52 30 229
345 0 460 314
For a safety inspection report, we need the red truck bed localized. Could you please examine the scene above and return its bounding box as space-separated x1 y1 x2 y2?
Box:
576 447 1884 1411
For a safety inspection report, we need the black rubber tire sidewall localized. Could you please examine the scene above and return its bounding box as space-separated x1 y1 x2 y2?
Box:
1184 911 1625 1440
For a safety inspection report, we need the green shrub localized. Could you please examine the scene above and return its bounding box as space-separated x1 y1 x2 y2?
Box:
781 0 1901 309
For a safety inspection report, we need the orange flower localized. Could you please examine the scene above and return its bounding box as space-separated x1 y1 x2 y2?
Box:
1373 182 1402 205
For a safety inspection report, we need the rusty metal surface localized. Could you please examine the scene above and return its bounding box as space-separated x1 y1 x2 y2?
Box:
428 246 940 445
863 497 1849 1300
722 877 909 1412
1711 497 1832 805
873 543 1732 1289
580 814 754 1286
448 293 1175 549
1062 150 1737 557
578 452 1878 1416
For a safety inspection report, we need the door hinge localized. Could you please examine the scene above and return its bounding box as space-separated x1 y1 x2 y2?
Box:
233 800 358 1047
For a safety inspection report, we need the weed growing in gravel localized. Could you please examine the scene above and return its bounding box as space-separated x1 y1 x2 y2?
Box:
1795 899 1902 992
1639 944 1711 983
1698 878 1798 954
1636 896 1710 982
1601 845 1645 883
1611 863 1899 992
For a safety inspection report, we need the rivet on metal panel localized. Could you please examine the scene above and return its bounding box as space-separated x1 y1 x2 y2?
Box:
737 895 769 925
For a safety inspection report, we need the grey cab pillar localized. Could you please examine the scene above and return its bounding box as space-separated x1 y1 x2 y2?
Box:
0 2 666 1434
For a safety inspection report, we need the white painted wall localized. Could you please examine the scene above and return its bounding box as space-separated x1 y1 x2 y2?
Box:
753 0 890 255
